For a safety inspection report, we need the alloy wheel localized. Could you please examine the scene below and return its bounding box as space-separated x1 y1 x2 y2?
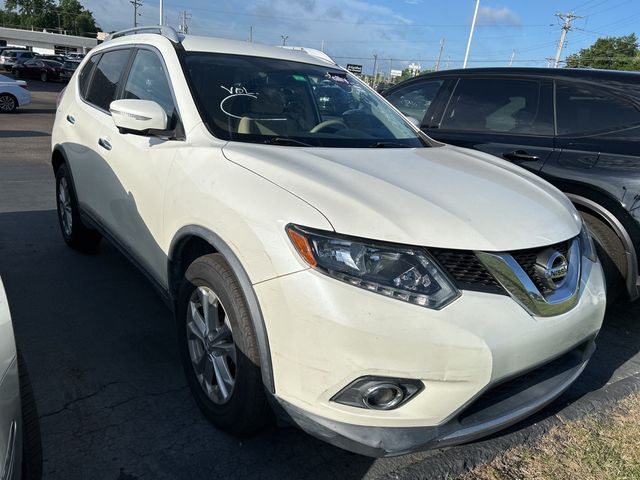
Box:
186 286 237 405
57 177 73 237
0 94 15 112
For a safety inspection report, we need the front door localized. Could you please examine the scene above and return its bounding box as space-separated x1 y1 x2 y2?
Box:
425 76 556 172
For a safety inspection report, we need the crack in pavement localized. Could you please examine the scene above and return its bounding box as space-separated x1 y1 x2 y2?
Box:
39 382 188 420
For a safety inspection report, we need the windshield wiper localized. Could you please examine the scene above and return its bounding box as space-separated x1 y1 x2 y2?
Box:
264 137 313 147
369 141 411 148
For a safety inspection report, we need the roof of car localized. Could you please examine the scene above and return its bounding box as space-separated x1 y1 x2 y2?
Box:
419 66 640 79
100 32 337 68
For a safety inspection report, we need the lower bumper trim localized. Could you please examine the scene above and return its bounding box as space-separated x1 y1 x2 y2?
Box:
275 339 596 457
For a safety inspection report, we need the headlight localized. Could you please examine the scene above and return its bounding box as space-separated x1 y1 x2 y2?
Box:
579 221 598 262
286 225 460 309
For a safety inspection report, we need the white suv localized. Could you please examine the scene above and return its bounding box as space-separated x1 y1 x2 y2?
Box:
51 26 606 457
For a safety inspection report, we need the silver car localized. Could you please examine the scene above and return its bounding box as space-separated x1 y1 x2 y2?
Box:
0 277 41 480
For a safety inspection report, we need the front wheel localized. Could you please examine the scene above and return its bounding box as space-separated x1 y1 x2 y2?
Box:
178 254 271 435
39 71 47 82
55 164 102 251
0 93 17 113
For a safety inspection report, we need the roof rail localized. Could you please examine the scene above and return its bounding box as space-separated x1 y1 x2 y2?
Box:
105 25 181 43
277 46 336 65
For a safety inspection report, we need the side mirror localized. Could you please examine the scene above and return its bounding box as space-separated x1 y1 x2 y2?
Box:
109 99 168 135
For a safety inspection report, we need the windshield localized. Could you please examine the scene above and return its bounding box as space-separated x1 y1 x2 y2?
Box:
181 52 427 148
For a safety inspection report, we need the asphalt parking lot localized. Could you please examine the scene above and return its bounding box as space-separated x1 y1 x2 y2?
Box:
1 78 640 480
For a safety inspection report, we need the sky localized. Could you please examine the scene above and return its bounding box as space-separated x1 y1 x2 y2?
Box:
3 0 640 73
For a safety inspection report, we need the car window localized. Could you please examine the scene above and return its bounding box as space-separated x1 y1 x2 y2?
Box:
440 78 553 135
122 49 175 120
85 49 131 111
556 82 640 136
24 59 37 66
385 80 443 123
182 52 427 148
78 54 99 98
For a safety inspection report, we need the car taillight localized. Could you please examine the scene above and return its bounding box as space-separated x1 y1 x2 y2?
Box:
57 87 67 108
19 84 28 90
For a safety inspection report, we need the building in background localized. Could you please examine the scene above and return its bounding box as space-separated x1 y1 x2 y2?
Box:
0 27 97 55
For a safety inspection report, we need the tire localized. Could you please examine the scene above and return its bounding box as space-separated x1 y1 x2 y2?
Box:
55 164 102 252
581 211 627 303
0 93 17 113
178 253 271 435
17 351 42 480
39 71 47 82
13 69 20 79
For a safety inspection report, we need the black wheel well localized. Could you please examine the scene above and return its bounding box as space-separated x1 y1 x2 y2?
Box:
168 235 218 301
553 179 640 268
51 149 65 173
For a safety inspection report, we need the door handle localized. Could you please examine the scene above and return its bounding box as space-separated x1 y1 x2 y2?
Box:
66 114 75 124
502 150 540 162
98 137 112 151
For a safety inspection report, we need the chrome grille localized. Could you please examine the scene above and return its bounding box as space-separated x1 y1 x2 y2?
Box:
511 241 571 295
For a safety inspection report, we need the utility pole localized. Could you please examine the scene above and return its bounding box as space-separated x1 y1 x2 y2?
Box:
388 58 392 80
178 10 191 34
554 12 582 68
463 0 480 69
321 40 324 52
249 26 253 43
130 0 141 28
508 49 516 67
159 0 163 25
372 54 378 87
281 34 289 46
434 38 445 71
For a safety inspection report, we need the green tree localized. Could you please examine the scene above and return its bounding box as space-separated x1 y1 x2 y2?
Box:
565 33 640 71
2 0 58 30
0 0 99 36
57 0 99 36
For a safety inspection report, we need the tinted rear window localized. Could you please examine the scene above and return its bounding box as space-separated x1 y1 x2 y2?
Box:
85 49 131 111
556 81 640 135
78 54 99 98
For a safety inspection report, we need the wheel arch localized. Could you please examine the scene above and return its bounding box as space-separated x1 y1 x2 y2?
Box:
51 145 67 173
168 225 275 394
555 180 640 300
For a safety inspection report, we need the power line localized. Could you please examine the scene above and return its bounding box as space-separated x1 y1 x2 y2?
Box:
161 2 549 28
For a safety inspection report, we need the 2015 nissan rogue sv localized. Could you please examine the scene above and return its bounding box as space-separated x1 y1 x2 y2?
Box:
51 26 607 457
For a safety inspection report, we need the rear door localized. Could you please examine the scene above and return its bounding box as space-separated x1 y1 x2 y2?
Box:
549 80 640 175
424 76 556 172
64 48 133 222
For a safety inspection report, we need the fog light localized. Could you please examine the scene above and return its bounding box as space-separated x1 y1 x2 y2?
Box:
363 383 404 410
331 376 424 410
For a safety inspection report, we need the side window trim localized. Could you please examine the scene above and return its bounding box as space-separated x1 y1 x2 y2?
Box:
81 47 134 115
427 77 458 129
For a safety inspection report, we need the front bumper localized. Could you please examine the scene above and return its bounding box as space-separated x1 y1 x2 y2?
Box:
255 255 606 456
276 338 594 457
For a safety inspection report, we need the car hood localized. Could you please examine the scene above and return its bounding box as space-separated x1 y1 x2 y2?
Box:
222 143 581 251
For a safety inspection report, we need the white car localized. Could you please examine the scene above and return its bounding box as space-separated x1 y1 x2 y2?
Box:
0 74 31 113
0 277 41 479
51 26 607 457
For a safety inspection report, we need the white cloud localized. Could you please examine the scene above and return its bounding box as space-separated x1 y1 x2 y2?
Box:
477 5 520 26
